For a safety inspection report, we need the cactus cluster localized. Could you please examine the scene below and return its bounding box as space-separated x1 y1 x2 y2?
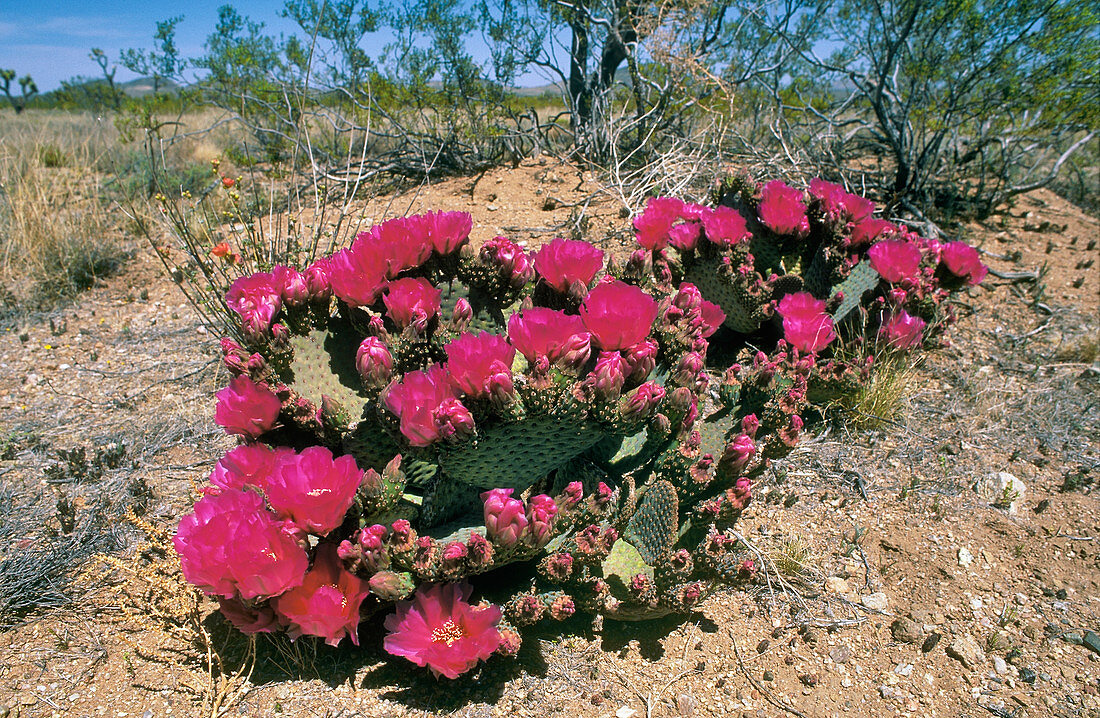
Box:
174 172 985 680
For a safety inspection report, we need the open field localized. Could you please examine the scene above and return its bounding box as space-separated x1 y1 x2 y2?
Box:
0 109 1097 718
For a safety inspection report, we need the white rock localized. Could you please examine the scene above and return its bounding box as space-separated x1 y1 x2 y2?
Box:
616 708 638 718
958 547 974 567
993 656 1008 675
895 663 914 676
973 472 1026 514
826 576 851 594
861 592 889 611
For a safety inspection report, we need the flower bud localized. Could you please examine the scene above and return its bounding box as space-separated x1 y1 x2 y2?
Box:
719 434 756 479
303 261 332 303
622 339 658 381
451 298 473 332
368 570 416 601
590 351 626 398
525 494 559 549
558 332 592 371
433 399 476 442
482 488 528 548
560 481 583 510
549 594 576 621
274 265 309 306
356 337 393 388
619 381 666 423
466 532 494 567
674 351 705 387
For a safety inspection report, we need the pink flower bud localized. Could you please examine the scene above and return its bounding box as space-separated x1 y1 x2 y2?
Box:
558 331 592 371
303 260 332 302
595 482 612 507
560 481 583 510
356 337 393 388
273 265 309 306
619 381 666 423
525 494 558 549
482 488 528 548
622 339 658 381
741 414 760 439
719 434 756 478
674 351 705 387
368 570 416 601
433 398 476 442
590 351 626 398
451 298 473 332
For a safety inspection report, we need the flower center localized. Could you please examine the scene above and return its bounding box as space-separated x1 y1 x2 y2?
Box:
430 619 464 646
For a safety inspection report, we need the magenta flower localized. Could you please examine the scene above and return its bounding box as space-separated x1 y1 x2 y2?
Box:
776 292 836 354
633 196 685 250
174 488 308 600
507 308 588 364
383 364 466 447
850 218 897 246
367 216 434 277
209 443 294 493
668 221 703 251
757 180 809 237
264 446 363 536
217 597 279 634
868 239 923 283
383 277 442 330
699 300 726 337
356 336 394 388
700 206 751 247
383 582 502 679
327 244 388 308
226 272 282 334
580 280 658 351
424 210 473 254
444 332 516 399
940 241 987 285
482 488 528 548
273 544 370 647
214 375 282 438
534 238 605 293
808 179 875 223
525 494 559 548
879 309 926 349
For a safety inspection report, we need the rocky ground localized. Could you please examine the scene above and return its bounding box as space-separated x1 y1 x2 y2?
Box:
0 161 1096 718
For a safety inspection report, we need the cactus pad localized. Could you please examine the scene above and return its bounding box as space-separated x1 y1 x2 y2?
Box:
831 260 879 323
624 480 678 564
286 319 367 411
683 262 760 333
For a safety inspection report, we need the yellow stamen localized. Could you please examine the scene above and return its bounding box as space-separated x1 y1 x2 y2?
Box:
430 619 464 645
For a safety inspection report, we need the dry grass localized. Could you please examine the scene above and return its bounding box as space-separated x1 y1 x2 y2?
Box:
832 353 919 431
0 110 128 309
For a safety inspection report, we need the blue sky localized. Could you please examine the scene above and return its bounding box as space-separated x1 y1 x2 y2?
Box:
0 1 306 91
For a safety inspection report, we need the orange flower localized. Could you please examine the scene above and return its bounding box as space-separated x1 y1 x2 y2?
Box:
211 242 231 257
222 176 235 189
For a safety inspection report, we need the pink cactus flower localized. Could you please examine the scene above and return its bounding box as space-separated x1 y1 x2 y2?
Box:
776 292 836 354
383 277 442 330
850 218 897 246
366 215 434 277
533 238 605 293
868 239 923 283
668 220 703 251
700 206 751 247
174 488 308 600
383 582 502 679
264 446 363 536
808 179 875 223
699 300 726 337
580 280 658 351
226 272 282 332
424 210 473 254
507 308 588 364
482 488 528 548
272 265 309 306
633 196 686 250
879 309 926 350
356 336 394 388
940 241 988 285
214 375 282 438
272 544 370 647
444 332 516 399
383 364 464 447
525 494 558 549
217 597 279 634
327 244 388 308
757 180 809 237
208 443 294 493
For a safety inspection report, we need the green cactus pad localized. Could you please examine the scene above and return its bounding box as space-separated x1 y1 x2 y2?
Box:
439 415 606 490
696 407 736 460
438 281 507 335
420 473 484 527
287 319 368 412
831 260 880 324
342 415 403 473
602 539 654 588
624 480 678 564
749 235 783 273
683 262 760 333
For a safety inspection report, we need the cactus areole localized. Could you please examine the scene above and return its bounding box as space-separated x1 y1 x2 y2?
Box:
176 173 984 679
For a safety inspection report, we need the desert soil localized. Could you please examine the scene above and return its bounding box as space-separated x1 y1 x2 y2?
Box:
0 159 1097 718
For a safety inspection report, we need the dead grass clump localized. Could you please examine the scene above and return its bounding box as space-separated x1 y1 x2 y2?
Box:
1054 330 1099 364
772 534 815 579
0 111 129 309
832 354 918 431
